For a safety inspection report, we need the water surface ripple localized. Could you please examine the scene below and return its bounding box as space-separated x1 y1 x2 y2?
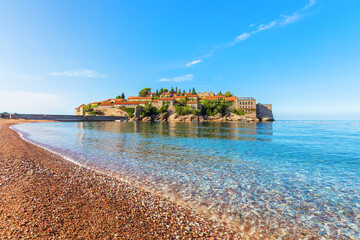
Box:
13 121 360 238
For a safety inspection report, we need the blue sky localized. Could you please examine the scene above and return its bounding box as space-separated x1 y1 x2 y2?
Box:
0 0 359 119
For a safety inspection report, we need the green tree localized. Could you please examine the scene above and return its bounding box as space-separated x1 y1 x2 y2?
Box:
192 88 196 95
116 95 121 99
174 105 200 115
200 99 232 116
159 102 169 114
159 88 164 95
155 89 159 96
163 88 168 93
224 91 232 97
139 88 151 97
140 104 159 117
177 98 187 107
175 86 178 93
217 91 223 96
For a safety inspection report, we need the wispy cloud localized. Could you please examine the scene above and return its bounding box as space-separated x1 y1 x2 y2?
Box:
159 74 194 82
235 32 251 42
185 60 202 67
184 1 319 66
49 69 106 78
253 20 277 33
304 0 317 10
280 12 302 26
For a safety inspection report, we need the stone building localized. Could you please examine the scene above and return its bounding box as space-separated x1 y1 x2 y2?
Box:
235 97 257 114
186 101 200 109
74 104 85 115
127 97 152 102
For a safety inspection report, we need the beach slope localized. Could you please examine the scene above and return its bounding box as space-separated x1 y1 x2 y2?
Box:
0 119 236 239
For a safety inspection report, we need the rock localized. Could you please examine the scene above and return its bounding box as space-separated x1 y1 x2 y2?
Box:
142 116 152 122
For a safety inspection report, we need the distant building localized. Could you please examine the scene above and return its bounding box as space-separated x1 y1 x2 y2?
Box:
75 104 86 116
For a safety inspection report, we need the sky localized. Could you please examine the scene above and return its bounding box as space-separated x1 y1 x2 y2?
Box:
0 0 359 120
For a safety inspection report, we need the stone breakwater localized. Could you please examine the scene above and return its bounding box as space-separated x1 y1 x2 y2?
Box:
0 119 238 239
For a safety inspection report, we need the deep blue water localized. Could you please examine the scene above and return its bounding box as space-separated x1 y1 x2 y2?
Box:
12 121 360 238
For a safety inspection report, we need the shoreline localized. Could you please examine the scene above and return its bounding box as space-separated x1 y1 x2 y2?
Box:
0 119 239 239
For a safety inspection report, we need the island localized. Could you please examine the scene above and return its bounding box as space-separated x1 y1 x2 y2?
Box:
75 87 274 122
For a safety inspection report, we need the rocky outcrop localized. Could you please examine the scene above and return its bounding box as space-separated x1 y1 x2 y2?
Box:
256 104 274 121
127 107 270 123
167 112 205 122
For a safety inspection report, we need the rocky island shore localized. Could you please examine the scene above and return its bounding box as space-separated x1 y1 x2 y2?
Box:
75 87 274 123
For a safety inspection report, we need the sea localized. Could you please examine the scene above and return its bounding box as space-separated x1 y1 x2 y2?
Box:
12 121 360 238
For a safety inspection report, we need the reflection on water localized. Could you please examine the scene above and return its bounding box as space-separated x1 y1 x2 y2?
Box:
13 121 360 238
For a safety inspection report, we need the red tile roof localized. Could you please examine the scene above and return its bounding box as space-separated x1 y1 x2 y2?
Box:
158 97 175 101
99 103 114 106
127 96 152 100
75 104 86 110
187 101 198 104
225 97 237 101
117 101 147 105
202 96 226 100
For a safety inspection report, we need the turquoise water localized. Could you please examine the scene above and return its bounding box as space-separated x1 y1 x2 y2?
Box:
13 121 360 238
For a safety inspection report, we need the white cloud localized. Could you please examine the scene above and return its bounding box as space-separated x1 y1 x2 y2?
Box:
49 69 106 78
304 0 317 10
236 32 251 41
280 12 302 26
0 90 71 114
185 60 202 67
253 20 278 33
159 74 194 82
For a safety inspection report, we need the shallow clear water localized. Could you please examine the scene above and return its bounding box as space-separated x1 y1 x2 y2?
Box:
13 121 360 238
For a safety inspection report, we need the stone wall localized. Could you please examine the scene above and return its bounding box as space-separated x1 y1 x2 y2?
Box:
9 114 127 122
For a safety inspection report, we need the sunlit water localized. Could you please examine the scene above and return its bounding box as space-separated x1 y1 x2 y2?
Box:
12 121 360 238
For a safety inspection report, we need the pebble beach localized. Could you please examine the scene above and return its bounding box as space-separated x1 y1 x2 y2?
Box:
0 119 238 239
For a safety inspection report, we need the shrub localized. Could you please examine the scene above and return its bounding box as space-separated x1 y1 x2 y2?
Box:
159 103 169 114
174 105 200 115
84 104 103 115
125 108 135 118
177 98 187 107
232 109 245 115
200 99 232 116
140 104 158 117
